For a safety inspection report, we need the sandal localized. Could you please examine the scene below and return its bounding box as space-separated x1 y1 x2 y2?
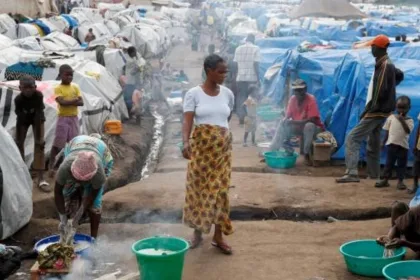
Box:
38 180 51 193
336 175 360 183
188 236 203 249
211 241 233 255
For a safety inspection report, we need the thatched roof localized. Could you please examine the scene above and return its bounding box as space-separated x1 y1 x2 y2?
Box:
289 0 367 19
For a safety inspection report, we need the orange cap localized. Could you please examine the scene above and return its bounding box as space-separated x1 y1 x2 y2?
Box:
368 35 390 49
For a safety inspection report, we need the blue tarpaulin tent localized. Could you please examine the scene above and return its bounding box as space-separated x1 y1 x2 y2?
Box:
262 44 420 162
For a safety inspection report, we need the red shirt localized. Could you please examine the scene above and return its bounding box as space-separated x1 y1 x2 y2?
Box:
286 93 324 129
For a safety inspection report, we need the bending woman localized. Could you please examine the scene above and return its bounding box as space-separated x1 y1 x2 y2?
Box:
182 54 234 255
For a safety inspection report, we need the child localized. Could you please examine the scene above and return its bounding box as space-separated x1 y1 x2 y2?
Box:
410 113 420 194
243 85 259 147
14 76 50 192
49 64 84 176
376 96 414 190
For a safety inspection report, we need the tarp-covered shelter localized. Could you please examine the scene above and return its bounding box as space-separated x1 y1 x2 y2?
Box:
0 123 32 240
289 0 367 19
0 14 17 39
0 80 115 168
0 47 128 121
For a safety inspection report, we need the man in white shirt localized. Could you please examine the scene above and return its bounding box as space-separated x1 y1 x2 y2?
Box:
234 34 260 125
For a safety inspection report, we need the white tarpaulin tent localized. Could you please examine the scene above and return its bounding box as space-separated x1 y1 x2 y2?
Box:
0 122 32 240
73 48 126 78
0 14 17 39
0 48 128 120
17 24 41 39
0 34 13 50
105 20 121 35
97 3 126 19
76 22 113 44
117 24 161 58
111 14 137 29
40 16 70 33
0 80 116 168
40 32 81 51
71 8 105 24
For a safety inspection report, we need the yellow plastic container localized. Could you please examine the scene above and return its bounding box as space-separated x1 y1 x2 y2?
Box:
104 120 122 135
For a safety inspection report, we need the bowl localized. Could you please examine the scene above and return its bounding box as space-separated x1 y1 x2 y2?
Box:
34 234 95 258
257 110 281 122
383 260 420 280
340 239 406 277
256 105 274 113
263 151 298 169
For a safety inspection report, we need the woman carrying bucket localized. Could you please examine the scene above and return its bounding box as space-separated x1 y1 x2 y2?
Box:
182 54 234 255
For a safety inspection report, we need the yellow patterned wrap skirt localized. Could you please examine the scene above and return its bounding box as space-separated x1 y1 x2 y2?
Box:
183 124 234 235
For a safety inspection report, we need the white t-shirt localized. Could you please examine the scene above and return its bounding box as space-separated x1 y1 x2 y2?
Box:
183 85 234 128
383 114 414 149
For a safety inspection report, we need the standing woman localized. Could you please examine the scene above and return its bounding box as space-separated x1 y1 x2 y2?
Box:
182 54 234 255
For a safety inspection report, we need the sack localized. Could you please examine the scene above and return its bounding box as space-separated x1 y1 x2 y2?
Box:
207 16 214 25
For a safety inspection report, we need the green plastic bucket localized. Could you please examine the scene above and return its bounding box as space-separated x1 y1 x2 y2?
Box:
132 236 189 280
383 260 420 280
339 239 406 277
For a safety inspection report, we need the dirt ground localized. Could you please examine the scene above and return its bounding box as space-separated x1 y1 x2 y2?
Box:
30 118 155 219
8 218 417 280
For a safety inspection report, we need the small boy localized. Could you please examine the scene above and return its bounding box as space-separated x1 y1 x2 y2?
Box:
243 85 259 147
376 96 414 190
410 113 420 194
15 76 50 192
49 64 83 176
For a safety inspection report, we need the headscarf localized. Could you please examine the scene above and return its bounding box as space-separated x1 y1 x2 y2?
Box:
70 151 98 181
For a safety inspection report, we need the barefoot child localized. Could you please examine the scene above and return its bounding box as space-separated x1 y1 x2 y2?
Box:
14 76 50 191
243 85 258 147
376 96 414 189
49 65 83 175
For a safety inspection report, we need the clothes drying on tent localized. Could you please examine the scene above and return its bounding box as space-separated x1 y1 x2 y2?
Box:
61 15 78 29
26 20 52 36
4 62 44 81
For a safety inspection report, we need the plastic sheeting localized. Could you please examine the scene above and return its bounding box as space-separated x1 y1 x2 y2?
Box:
265 44 420 162
17 24 41 39
256 36 322 49
117 24 162 58
70 8 105 24
0 14 17 39
0 123 32 240
0 34 13 50
0 48 128 121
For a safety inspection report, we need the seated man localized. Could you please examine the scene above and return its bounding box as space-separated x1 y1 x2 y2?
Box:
377 202 420 259
268 79 324 165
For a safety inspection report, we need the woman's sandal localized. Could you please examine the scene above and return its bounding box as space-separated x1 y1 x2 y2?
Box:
211 241 233 255
188 236 203 249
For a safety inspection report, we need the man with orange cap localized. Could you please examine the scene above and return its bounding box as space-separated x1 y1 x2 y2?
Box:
337 35 404 184
54 134 113 239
